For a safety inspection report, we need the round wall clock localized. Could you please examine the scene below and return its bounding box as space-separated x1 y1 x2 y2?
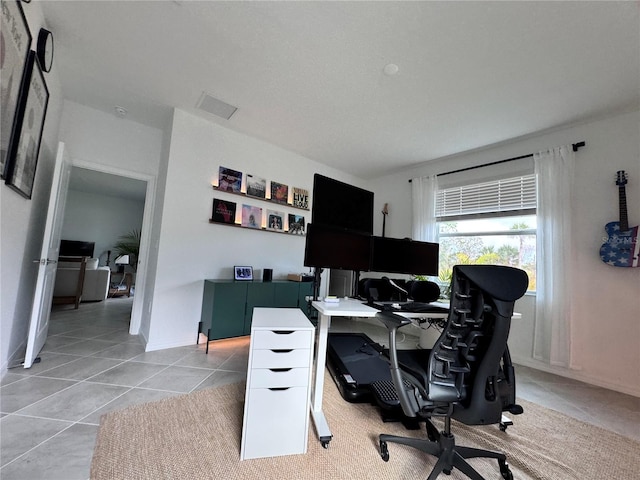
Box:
36 28 54 72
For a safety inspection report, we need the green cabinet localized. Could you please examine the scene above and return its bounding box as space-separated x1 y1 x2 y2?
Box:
200 280 314 343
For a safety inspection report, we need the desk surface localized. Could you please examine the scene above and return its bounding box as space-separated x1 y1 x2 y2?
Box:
311 299 379 317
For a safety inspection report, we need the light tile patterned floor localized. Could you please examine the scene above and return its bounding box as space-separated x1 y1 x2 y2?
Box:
1 298 638 479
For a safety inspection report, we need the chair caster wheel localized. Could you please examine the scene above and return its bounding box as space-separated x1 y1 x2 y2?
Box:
499 423 507 432
499 460 514 480
321 441 330 449
379 441 389 462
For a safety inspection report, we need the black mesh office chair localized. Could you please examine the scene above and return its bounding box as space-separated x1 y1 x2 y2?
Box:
373 265 528 480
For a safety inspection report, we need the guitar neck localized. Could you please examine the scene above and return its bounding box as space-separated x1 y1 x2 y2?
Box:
619 184 629 231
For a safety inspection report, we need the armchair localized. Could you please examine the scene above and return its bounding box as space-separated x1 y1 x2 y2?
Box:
373 264 528 480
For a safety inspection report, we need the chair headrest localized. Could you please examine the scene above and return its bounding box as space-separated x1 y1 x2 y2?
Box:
454 265 528 302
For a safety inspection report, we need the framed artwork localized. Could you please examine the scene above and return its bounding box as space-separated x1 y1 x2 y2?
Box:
1 0 32 179
246 174 266 199
267 209 284 232
218 166 242 193
5 51 49 199
241 204 262 228
234 266 253 281
270 181 288 204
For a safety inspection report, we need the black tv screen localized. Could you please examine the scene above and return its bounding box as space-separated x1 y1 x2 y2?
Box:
370 236 439 276
304 223 371 271
59 240 95 257
311 174 374 235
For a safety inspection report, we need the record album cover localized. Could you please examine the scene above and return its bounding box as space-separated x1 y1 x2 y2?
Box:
292 187 309 209
267 210 284 231
288 214 305 235
241 204 262 228
211 199 237 224
246 174 266 198
218 167 242 192
270 181 288 204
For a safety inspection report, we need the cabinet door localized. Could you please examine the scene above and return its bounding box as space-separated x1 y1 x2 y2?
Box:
298 282 314 317
274 282 300 308
244 283 275 334
211 282 247 340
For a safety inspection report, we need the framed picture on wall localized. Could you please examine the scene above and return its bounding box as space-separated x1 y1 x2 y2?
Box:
234 266 253 281
1 0 33 179
5 51 50 199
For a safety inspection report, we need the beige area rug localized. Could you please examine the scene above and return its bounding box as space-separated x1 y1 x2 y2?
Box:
91 373 640 479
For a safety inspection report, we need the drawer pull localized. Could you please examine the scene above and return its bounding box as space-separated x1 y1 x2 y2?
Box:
271 349 293 353
268 387 290 391
272 330 294 335
269 368 292 372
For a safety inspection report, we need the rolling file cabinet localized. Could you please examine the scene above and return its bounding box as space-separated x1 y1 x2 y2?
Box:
240 308 315 460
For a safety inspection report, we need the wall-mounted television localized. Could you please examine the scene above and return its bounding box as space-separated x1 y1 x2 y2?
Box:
370 236 439 276
311 174 374 235
59 239 95 258
304 223 371 271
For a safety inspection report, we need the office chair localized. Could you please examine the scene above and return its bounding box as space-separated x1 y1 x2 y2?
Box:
372 265 528 480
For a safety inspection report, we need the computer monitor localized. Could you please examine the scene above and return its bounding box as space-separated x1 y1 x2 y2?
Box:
311 174 374 235
370 236 439 276
304 223 371 271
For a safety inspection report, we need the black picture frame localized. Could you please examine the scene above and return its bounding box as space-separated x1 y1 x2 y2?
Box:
234 266 253 281
1 0 32 179
5 51 49 199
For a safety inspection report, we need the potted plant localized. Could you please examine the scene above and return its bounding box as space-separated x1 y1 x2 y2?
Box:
113 229 141 272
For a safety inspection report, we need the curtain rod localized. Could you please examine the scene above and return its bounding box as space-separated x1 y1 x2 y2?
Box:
408 141 585 182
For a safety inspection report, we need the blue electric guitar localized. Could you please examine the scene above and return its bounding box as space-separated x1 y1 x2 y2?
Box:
599 171 639 267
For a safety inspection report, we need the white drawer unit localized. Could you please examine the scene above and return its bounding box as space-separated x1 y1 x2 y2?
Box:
240 308 315 461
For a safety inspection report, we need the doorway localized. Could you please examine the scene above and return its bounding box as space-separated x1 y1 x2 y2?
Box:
61 161 155 335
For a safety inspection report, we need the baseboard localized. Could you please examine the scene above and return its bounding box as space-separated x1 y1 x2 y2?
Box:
512 354 640 398
0 340 28 379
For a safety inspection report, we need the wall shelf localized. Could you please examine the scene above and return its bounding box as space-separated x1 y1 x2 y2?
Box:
208 219 305 236
212 185 309 211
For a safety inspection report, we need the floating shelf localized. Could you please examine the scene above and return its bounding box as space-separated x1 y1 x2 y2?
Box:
208 219 306 236
212 185 309 211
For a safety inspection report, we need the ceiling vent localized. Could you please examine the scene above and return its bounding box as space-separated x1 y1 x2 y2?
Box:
196 92 237 120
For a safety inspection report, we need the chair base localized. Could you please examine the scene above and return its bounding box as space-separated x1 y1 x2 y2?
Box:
379 425 513 480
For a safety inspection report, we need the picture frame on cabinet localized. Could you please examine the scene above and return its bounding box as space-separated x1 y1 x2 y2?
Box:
234 266 253 281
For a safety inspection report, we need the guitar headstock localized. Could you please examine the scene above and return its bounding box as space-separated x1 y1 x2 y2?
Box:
616 170 628 186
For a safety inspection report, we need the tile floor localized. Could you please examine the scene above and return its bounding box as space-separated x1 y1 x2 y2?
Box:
1 299 638 479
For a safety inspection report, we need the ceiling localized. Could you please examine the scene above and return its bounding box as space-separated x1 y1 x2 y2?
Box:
68 167 146 202
41 1 639 180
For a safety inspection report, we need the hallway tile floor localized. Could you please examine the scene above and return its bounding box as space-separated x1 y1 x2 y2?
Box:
1 299 638 479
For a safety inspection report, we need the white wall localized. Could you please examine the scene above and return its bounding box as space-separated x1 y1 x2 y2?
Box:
144 109 367 350
367 110 640 396
60 189 145 266
0 2 64 374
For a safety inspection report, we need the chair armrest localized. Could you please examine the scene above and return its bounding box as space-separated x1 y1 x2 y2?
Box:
376 311 420 417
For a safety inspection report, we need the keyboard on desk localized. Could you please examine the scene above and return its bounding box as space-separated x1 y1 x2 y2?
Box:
371 301 448 314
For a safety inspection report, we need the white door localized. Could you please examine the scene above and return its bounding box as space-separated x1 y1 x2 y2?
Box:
23 142 72 368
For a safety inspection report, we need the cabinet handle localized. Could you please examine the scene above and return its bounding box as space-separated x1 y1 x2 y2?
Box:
272 330 294 335
269 368 292 372
268 387 290 391
271 349 293 353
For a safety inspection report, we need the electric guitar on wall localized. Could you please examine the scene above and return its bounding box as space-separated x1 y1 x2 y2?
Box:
599 170 639 267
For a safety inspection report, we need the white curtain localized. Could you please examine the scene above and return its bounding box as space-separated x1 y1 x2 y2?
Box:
533 145 575 367
411 175 439 242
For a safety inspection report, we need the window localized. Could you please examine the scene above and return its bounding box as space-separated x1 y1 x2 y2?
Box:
436 175 537 291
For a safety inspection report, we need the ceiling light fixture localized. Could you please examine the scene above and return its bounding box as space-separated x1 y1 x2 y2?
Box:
114 106 128 118
383 63 399 76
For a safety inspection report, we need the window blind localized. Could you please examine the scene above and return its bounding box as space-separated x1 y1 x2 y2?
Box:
436 174 536 219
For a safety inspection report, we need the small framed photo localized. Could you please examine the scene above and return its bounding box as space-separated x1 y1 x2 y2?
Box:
234 266 253 281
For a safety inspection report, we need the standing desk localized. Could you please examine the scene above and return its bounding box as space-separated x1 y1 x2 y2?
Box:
310 298 521 447
311 299 378 448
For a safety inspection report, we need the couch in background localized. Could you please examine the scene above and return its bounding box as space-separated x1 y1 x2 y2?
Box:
53 257 111 303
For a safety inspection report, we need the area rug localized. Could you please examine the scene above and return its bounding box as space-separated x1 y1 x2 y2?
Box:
91 373 640 479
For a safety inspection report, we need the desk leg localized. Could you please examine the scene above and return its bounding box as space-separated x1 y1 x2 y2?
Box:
310 311 332 448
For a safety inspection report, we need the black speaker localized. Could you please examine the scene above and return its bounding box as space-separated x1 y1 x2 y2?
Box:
263 269 273 282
